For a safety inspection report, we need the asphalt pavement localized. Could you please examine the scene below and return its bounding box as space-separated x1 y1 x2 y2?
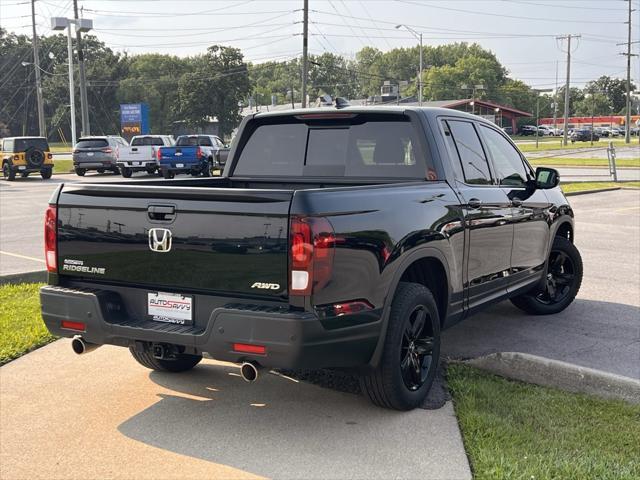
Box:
0 341 471 480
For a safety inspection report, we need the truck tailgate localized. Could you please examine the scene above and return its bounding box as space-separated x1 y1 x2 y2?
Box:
55 183 291 298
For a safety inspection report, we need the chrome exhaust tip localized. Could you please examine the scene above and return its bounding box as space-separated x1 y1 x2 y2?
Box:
240 362 260 382
71 335 101 355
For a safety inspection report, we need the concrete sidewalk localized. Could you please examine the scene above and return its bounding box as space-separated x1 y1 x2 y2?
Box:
0 340 472 480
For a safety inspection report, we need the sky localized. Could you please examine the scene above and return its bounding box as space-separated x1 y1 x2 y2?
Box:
1 0 638 92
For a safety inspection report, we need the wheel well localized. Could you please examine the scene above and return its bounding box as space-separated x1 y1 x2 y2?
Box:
399 257 448 324
555 222 573 242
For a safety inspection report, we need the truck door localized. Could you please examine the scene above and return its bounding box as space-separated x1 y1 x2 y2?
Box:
443 120 514 310
477 124 551 287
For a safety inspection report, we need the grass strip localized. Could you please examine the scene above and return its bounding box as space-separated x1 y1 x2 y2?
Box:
0 283 55 365
448 364 640 480
530 157 640 168
560 181 639 193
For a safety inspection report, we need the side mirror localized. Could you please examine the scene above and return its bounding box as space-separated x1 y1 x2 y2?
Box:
535 167 560 189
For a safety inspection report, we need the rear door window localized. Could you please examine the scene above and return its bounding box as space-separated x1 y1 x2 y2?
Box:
76 139 108 149
234 115 432 179
132 137 164 146
446 120 492 185
14 138 49 152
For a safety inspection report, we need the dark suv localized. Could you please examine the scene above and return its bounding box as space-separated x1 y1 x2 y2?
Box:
570 129 599 143
72 136 128 176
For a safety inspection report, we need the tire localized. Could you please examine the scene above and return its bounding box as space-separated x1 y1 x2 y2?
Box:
121 167 132 178
3 162 16 181
163 170 175 179
146 167 156 175
511 236 583 315
359 282 441 410
40 168 52 179
202 160 213 177
111 167 120 174
97 168 106 174
129 346 202 373
157 170 165 177
75 168 86 176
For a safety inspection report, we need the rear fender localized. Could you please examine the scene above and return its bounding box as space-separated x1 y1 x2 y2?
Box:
367 246 451 369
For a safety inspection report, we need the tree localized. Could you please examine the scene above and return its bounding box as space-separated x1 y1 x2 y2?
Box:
584 76 636 114
555 86 585 117
574 93 612 117
177 45 251 137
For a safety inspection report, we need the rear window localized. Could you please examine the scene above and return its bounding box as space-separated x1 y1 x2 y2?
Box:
13 138 49 152
75 139 108 149
233 115 433 178
131 136 165 146
176 136 212 147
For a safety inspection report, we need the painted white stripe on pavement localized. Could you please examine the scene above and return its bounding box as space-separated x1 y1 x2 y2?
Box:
0 250 45 263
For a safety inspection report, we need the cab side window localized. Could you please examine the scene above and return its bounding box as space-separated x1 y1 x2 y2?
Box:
480 126 530 187
447 120 492 185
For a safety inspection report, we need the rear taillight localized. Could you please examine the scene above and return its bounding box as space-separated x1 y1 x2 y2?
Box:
47 153 53 159
44 205 57 272
289 217 335 296
156 148 162 161
196 147 203 159
13 155 20 161
102 147 112 154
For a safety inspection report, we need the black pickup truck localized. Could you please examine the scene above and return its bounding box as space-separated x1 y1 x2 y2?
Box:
40 107 582 410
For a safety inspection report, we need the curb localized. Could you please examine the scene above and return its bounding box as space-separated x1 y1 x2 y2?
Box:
565 187 621 196
0 270 47 286
466 352 640 404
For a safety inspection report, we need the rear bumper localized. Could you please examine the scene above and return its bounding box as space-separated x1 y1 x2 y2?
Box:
40 285 380 370
117 161 157 170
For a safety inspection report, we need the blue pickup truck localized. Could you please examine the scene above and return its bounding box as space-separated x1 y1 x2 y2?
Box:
158 134 229 179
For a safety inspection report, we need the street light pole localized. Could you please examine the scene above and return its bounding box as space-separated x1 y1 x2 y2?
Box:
66 23 77 147
396 25 423 105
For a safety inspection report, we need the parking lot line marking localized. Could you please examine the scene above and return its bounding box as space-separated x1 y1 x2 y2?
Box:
613 206 640 213
0 250 45 263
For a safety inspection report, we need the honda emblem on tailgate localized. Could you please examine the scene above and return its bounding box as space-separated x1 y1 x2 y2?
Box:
148 228 172 252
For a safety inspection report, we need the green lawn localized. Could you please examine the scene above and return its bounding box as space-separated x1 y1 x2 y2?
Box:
448 364 640 480
53 158 73 174
49 142 71 153
530 157 640 168
517 138 632 152
560 181 640 194
0 283 55 365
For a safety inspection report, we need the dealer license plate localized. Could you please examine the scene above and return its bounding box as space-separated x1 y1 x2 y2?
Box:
147 292 193 325
176 163 184 168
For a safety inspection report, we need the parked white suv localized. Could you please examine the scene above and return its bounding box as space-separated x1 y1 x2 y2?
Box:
117 135 174 177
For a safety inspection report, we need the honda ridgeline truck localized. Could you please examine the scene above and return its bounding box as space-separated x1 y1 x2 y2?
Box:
40 107 583 410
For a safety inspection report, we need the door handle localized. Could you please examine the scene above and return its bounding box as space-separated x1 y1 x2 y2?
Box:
467 198 482 209
511 198 523 207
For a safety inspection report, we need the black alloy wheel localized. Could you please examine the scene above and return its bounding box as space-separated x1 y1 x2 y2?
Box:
400 305 436 391
537 249 575 305
511 236 583 315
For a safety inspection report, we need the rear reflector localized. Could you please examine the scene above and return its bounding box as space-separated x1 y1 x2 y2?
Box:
61 320 86 331
233 343 266 355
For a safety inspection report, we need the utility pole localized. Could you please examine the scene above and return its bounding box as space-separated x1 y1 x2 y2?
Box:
30 0 46 137
557 34 580 146
301 0 308 108
618 0 637 143
73 0 90 136
553 60 559 131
